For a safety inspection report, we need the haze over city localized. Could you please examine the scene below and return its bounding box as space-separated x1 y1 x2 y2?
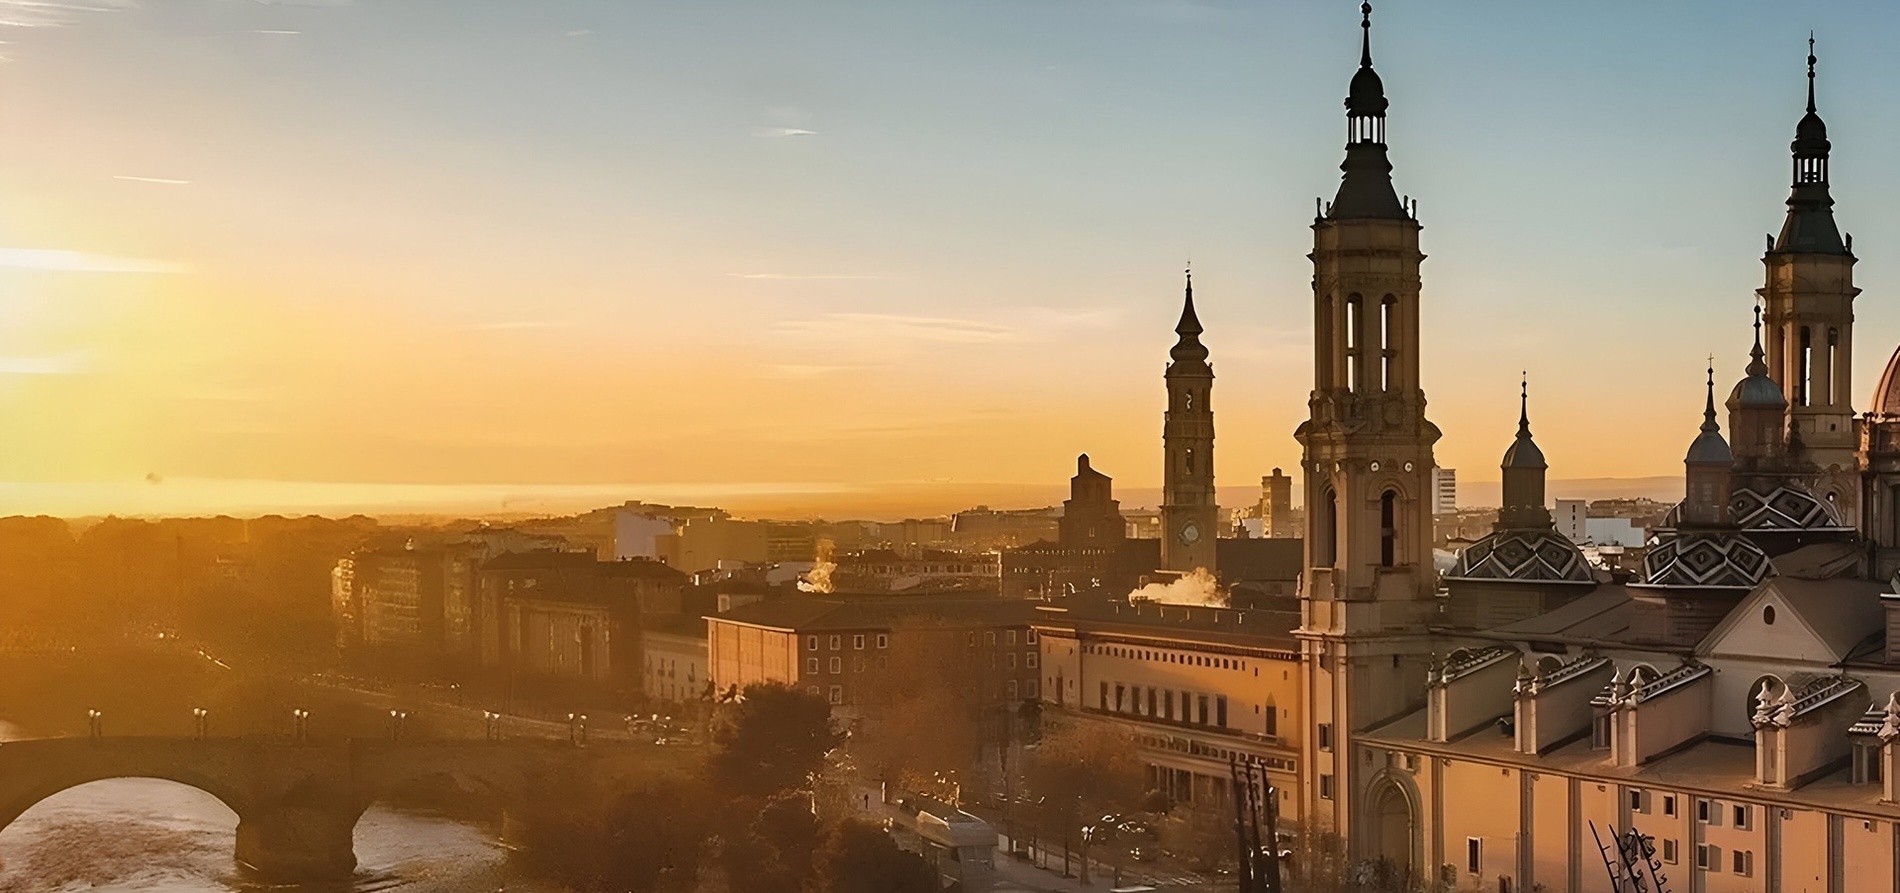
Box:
5 1 1898 518
11 3 1900 893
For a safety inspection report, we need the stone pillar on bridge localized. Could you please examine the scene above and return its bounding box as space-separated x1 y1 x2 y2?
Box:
235 806 360 881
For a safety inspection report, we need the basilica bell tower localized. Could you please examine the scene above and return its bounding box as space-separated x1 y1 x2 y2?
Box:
1759 39 1860 513
1162 271 1219 574
1293 2 1441 846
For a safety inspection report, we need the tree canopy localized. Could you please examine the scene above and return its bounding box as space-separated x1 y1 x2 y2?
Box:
710 682 845 797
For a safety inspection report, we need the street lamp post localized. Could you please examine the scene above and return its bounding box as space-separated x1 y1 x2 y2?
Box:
86 709 102 740
388 709 408 742
192 708 208 740
291 708 309 744
483 710 501 742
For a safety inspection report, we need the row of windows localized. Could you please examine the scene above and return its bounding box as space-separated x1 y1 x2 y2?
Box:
807 633 889 651
1133 733 1294 773
1631 790 1755 830
1083 642 1249 672
1693 844 1755 877
806 677 1040 706
1098 682 1235 730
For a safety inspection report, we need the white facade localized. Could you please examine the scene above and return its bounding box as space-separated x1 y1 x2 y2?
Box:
1431 467 1457 515
613 510 677 561
1585 517 1645 548
1555 498 1587 543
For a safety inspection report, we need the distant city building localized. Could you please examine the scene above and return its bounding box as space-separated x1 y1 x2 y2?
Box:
1034 600 1304 817
828 548 1000 594
1261 468 1295 539
1554 497 1588 542
612 510 676 561
949 506 1059 551
705 594 1040 715
642 617 709 704
1431 466 1457 515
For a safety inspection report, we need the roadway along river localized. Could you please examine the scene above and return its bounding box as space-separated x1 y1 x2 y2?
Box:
0 721 559 892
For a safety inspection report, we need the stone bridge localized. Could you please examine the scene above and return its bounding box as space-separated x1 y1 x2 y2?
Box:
0 736 677 880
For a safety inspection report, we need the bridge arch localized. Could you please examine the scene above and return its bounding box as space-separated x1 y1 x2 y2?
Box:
0 742 255 833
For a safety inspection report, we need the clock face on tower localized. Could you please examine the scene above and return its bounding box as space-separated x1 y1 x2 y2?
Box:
1179 521 1201 544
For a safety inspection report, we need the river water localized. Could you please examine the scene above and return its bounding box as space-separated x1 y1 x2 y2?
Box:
0 721 559 893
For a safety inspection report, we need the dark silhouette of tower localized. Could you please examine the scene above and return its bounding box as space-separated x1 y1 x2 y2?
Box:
1163 270 1218 573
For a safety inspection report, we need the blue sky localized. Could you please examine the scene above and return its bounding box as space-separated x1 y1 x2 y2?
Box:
0 1 1894 515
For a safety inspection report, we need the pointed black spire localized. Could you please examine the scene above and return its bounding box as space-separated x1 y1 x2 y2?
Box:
1807 32 1817 115
1170 267 1209 365
1501 373 1546 470
1729 305 1785 409
1748 306 1769 378
1517 374 1531 437
1686 362 1733 464
1359 1 1374 69
1328 2 1407 221
1775 34 1846 254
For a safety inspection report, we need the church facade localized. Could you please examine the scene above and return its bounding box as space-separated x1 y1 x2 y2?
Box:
1285 11 1900 892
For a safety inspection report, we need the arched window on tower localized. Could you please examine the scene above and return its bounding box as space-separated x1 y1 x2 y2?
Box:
1799 326 1812 407
1317 489 1338 567
1828 328 1840 405
1379 490 1398 568
1346 295 1363 394
1184 390 1193 411
1185 448 1195 475
1380 296 1395 392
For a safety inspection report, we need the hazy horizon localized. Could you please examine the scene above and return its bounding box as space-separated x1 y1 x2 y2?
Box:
0 474 1687 523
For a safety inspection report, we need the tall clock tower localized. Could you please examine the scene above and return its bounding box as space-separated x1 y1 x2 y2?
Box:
1162 271 1218 574
1294 2 1440 851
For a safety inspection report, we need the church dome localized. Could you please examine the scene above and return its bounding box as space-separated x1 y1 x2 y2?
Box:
1501 435 1545 470
1728 374 1784 410
1730 483 1849 530
1638 532 1773 590
1685 429 1732 465
1446 528 1592 584
1874 344 1900 416
1793 111 1830 156
1346 66 1389 118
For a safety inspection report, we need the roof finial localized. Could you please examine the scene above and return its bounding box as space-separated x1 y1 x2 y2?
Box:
1807 33 1817 115
1360 2 1373 69
1703 360 1719 433
1518 372 1530 436
1748 305 1768 375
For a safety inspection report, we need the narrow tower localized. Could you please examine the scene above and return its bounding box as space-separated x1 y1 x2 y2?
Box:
1294 2 1440 849
1162 269 1218 573
1759 38 1860 503
1497 377 1551 529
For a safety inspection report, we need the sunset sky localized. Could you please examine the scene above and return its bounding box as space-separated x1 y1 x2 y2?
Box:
3 1 1899 518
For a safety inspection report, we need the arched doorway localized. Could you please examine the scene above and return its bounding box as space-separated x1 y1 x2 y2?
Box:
1368 777 1416 879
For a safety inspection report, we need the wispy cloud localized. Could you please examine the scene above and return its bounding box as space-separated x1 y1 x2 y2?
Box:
727 272 894 281
252 29 300 35
564 28 590 37
752 126 816 138
0 248 187 274
0 0 135 29
114 175 191 185
252 0 351 6
1021 306 1125 327
472 320 576 331
0 354 88 375
768 363 865 379
777 312 1015 345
